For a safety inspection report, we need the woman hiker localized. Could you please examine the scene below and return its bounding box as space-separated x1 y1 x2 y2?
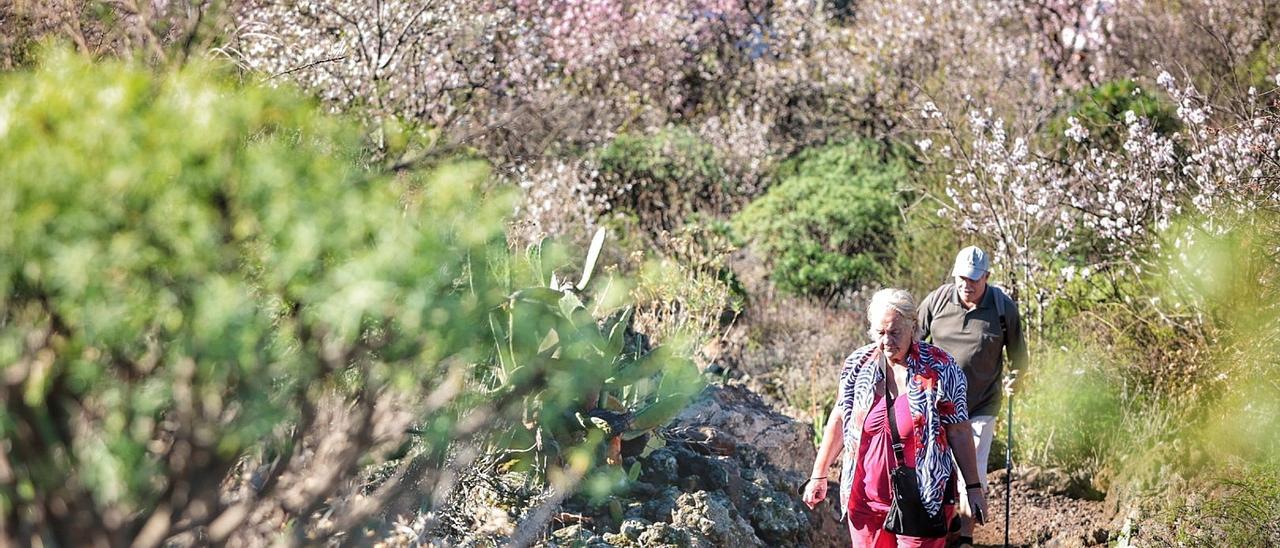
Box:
803 288 988 547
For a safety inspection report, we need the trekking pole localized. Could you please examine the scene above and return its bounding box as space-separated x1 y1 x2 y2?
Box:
1004 377 1013 548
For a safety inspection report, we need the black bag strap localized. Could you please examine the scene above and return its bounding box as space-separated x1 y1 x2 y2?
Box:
991 285 1009 344
882 353 908 468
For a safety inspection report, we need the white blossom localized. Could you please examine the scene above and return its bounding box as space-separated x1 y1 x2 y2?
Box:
1065 116 1090 142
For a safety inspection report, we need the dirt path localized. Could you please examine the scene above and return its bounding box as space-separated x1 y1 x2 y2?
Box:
971 470 1113 547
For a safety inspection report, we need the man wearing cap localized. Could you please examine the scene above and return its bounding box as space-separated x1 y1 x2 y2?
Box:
917 246 1028 547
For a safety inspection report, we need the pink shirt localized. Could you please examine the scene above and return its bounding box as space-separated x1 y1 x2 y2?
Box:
850 393 918 513
837 342 968 520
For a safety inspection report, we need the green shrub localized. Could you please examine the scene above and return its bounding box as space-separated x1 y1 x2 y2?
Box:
1171 213 1280 465
1043 79 1180 154
732 140 904 298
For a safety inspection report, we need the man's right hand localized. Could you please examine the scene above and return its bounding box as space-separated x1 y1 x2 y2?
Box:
1003 370 1019 397
802 478 828 509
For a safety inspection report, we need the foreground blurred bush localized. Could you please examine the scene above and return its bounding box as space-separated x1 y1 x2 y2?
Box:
1006 211 1280 542
1014 344 1125 476
0 49 506 545
0 50 698 547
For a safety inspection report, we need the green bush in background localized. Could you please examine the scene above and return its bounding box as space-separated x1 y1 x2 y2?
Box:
1043 79 1180 154
732 140 904 299
596 127 733 234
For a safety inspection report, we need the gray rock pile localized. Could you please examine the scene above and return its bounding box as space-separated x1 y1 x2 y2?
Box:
535 382 847 547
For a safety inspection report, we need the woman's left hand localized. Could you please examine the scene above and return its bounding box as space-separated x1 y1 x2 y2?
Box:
802 478 828 509
959 487 989 525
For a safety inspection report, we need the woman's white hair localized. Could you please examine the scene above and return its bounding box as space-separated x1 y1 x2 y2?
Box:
866 288 918 336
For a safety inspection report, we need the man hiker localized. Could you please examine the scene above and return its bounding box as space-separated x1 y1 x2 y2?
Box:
917 245 1028 547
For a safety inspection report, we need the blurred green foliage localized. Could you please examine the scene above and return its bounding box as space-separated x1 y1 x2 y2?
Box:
732 140 904 298
0 46 483 514
1170 214 1280 467
1012 212 1280 540
1013 343 1126 474
0 48 667 542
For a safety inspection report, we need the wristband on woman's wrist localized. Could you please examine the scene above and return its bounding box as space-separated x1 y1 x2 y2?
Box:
810 476 827 480
965 482 982 490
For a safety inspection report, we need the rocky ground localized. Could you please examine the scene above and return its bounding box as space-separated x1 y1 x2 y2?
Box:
434 381 1119 547
536 382 847 547
570 384 1115 547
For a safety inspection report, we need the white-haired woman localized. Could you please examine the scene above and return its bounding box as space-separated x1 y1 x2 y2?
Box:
803 288 988 547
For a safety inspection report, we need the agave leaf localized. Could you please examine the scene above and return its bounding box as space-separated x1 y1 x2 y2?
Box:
527 237 549 285
620 429 648 441
513 287 564 307
604 307 633 359
638 434 665 457
488 311 516 383
655 356 702 400
536 328 560 355
576 227 607 290
602 392 626 412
